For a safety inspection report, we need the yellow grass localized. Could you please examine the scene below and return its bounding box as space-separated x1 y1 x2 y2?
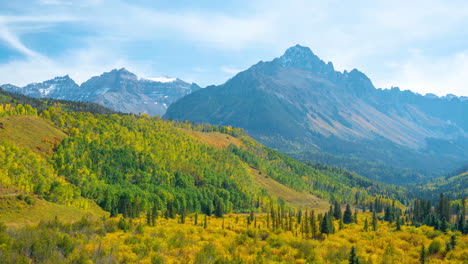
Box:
250 167 329 212
183 130 244 149
0 195 108 227
0 115 67 155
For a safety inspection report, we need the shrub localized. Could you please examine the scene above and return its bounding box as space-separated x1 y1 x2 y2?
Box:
428 239 443 255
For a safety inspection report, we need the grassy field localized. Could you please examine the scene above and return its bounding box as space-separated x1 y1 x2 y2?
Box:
250 167 329 212
0 115 67 155
0 193 108 227
184 130 244 149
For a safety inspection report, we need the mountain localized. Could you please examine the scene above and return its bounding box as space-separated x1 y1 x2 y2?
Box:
164 45 468 181
1 68 201 116
2 75 79 99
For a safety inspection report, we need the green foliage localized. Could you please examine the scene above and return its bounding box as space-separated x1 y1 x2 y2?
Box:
428 239 443 255
48 108 256 218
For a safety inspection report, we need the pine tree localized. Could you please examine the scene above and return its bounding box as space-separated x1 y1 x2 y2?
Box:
435 193 450 222
450 234 457 249
354 209 359 224
372 211 378 231
441 219 448 233
328 212 335 234
333 200 342 220
320 212 331 234
348 246 360 264
364 218 369 232
214 196 225 218
396 217 402 231
419 245 426 264
457 213 464 233
311 210 318 239
344 204 353 224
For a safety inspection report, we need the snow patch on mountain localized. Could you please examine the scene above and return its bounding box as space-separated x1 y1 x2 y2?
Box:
144 77 177 83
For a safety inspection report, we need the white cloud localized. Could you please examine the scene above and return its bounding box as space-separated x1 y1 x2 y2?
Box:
0 23 42 58
38 0 71 6
0 42 145 86
378 51 468 96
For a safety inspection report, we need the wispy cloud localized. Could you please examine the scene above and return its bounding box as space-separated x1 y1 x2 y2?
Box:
0 0 467 95
379 50 468 96
0 23 41 58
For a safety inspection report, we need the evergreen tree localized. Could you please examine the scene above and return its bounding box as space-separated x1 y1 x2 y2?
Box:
348 246 360 264
372 211 378 231
450 234 457 249
457 213 464 233
320 212 331 234
214 196 225 218
440 219 448 233
435 193 450 222
419 245 426 264
333 200 342 220
344 204 353 224
311 210 318 239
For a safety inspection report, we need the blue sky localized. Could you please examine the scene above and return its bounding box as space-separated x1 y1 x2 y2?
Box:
0 0 468 96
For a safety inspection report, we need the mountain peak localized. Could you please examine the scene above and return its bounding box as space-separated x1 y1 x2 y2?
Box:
52 75 74 82
283 44 314 57
280 45 316 63
279 44 331 74
105 68 138 80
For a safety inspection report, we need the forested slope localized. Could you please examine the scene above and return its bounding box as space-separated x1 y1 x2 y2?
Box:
0 89 407 222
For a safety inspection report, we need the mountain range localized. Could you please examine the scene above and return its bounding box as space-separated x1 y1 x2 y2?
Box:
2 44 467 183
164 45 468 180
1 68 200 116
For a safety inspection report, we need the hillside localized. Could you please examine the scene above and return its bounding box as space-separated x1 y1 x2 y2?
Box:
416 165 468 200
0 115 66 155
164 45 468 183
0 92 408 225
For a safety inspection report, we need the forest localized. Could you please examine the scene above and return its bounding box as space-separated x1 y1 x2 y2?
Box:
0 89 467 263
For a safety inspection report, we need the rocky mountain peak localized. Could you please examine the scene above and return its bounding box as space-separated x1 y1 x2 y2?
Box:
279 44 334 75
